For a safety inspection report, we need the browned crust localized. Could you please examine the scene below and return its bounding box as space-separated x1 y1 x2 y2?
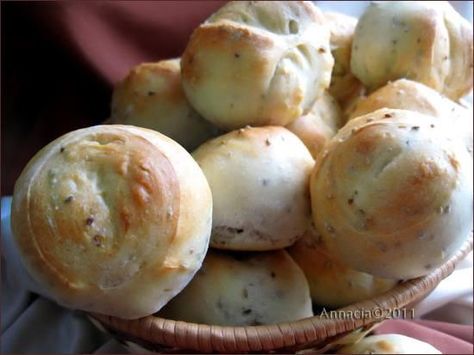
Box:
313 118 455 237
111 60 185 120
182 22 273 88
12 126 180 297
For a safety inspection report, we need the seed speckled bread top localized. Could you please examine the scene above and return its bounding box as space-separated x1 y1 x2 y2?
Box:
11 125 213 319
351 1 473 100
109 59 218 151
159 249 313 326
349 79 470 121
193 126 314 251
348 79 473 155
181 1 333 130
310 108 473 279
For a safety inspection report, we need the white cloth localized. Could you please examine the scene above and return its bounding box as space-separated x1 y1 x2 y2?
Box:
1 196 472 353
1 197 126 353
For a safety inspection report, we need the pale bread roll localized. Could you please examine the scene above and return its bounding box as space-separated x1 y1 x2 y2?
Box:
181 1 333 130
324 11 365 107
193 126 314 250
288 232 397 308
286 91 343 158
349 79 470 120
109 59 218 151
338 334 441 354
351 1 473 100
310 109 473 279
159 249 313 326
11 125 213 319
348 79 473 155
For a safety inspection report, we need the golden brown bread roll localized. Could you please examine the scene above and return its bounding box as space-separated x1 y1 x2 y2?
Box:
181 1 333 130
11 125 213 319
351 1 473 100
109 59 218 151
288 232 397 308
193 126 314 251
339 334 441 354
286 91 343 158
310 109 473 279
348 79 473 155
159 249 313 326
324 11 365 107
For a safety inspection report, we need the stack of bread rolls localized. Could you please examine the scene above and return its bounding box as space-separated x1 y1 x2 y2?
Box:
10 2 473 343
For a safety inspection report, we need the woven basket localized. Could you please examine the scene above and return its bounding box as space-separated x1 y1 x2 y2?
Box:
90 237 472 353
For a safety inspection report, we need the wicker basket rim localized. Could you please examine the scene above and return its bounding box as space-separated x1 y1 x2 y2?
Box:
91 237 473 353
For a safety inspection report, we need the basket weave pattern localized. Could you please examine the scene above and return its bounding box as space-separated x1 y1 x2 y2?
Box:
91 237 473 353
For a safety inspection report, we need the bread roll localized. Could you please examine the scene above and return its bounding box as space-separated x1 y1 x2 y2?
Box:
351 1 473 100
324 11 365 106
159 249 313 326
193 126 314 250
339 334 441 354
349 79 469 120
109 59 218 151
11 125 213 319
288 232 397 308
310 109 473 279
348 79 473 155
286 91 343 158
181 1 333 130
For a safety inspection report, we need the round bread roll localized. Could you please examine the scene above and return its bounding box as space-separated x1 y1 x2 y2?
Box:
288 232 397 308
286 91 343 159
181 1 333 130
348 79 473 155
349 79 470 120
109 59 218 151
11 125 213 319
159 249 313 326
310 109 473 279
339 334 441 354
324 11 365 106
351 1 473 100
193 126 314 251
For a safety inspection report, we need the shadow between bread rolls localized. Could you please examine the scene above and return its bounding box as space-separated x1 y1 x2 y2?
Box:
288 231 398 308
323 11 365 110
